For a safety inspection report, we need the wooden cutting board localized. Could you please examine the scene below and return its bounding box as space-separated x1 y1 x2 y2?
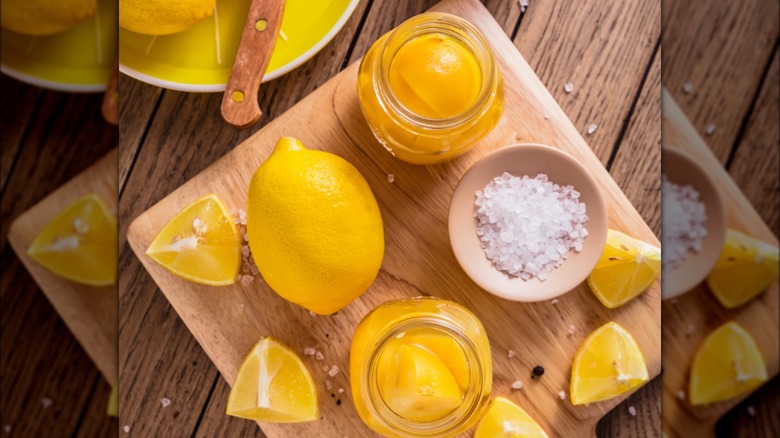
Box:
8 149 118 386
126 0 661 436
661 89 779 437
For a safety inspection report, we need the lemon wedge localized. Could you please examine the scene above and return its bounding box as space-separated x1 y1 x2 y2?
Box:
706 230 779 309
405 331 470 390
689 322 767 405
226 337 318 422
146 194 240 286
587 230 661 308
377 344 463 422
571 322 649 405
28 194 117 286
474 396 549 438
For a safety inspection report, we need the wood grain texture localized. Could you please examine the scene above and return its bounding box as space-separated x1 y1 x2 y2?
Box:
662 0 779 163
661 90 779 438
124 2 660 438
0 76 42 193
1 84 117 436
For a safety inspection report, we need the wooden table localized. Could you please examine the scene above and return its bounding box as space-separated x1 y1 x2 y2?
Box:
1 76 118 436
118 0 663 436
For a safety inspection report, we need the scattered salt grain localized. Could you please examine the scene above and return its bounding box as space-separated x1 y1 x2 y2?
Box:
747 405 756 417
242 233 248 242
682 82 694 94
238 303 245 312
507 350 516 358
567 325 576 336
558 390 566 400
3 425 10 434
518 0 529 13
240 275 254 286
705 123 717 135
474 173 589 281
628 406 637 416
41 397 52 409
161 397 171 408
304 348 316 356
387 174 395 183
686 324 695 336
564 82 574 93
587 124 598 135
316 351 324 361
677 390 686 400
250 265 260 275
338 388 345 394
662 176 707 270
551 299 559 305
309 310 317 317
544 114 550 120
241 245 250 258
242 262 250 273
511 380 523 390
326 381 332 390
123 425 130 433
238 209 247 220
328 365 340 377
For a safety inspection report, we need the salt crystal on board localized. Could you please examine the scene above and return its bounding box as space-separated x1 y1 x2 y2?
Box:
628 406 637 416
564 82 574 93
316 351 324 361
328 366 340 377
682 82 694 94
161 397 171 408
558 391 566 400
123 425 130 433
41 398 52 409
304 348 316 356
705 123 717 135
511 380 523 390
587 124 598 135
747 405 756 417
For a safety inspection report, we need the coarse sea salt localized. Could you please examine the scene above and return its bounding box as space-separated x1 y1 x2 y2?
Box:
662 175 707 270
475 173 588 281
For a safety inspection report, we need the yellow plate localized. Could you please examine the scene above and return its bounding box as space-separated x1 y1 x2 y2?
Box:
119 0 360 92
0 0 117 92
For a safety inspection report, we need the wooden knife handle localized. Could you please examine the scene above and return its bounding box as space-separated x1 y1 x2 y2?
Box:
102 63 119 126
220 0 286 129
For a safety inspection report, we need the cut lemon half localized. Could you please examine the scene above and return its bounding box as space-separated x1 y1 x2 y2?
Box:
28 194 117 286
571 321 649 405
226 337 318 422
146 194 240 285
474 396 548 438
587 230 661 308
689 322 767 405
706 230 779 309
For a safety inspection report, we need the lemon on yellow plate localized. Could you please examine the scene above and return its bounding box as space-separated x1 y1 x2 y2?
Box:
247 137 384 315
226 337 318 422
1 0 116 91
587 229 661 308
689 321 767 405
119 0 215 36
28 194 117 286
1 0 96 36
474 396 548 438
119 0 360 91
706 230 779 309
146 194 240 286
571 321 649 405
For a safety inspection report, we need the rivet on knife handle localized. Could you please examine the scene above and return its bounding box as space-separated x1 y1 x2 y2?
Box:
221 0 286 129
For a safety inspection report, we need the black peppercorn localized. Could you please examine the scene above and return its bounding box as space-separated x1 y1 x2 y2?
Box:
532 365 545 378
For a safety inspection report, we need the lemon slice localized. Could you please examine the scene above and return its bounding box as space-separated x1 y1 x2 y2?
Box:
689 322 767 405
377 344 463 422
107 385 119 417
706 230 779 309
571 321 649 405
226 337 318 422
406 331 470 390
146 194 240 286
474 396 548 438
28 194 117 286
586 230 661 308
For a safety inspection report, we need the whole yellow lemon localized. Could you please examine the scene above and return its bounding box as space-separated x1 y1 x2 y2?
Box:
119 0 215 35
1 0 96 36
247 137 384 315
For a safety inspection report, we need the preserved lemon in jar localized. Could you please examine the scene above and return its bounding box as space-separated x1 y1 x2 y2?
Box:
350 297 492 437
357 13 504 165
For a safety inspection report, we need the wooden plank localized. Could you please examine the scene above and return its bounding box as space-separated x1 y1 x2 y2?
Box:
715 376 780 437
513 0 661 164
74 378 120 438
118 77 164 192
727 49 780 237
8 150 118 385
661 90 779 437
0 77 43 193
662 0 779 163
125 2 661 437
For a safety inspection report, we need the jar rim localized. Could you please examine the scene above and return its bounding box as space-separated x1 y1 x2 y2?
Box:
360 314 488 437
375 12 499 130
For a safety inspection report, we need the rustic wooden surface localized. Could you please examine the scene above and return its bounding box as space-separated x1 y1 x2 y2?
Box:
663 0 779 435
119 0 663 436
1 76 118 436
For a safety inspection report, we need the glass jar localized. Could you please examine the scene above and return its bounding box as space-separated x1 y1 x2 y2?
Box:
350 297 492 437
357 13 504 165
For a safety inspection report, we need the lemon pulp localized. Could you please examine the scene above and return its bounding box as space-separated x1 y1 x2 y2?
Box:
587 229 661 308
28 194 117 286
689 322 767 405
474 396 549 438
226 337 318 422
146 194 240 286
706 230 779 309
388 33 481 119
570 321 649 405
